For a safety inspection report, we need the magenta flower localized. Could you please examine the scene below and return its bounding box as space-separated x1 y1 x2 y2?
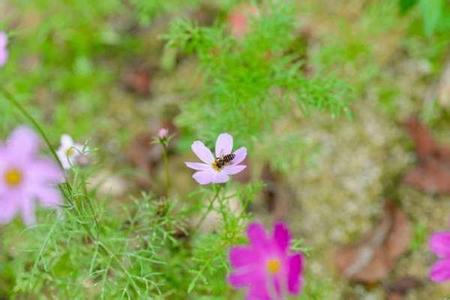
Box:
185 133 247 185
228 222 305 299
429 231 450 282
0 127 64 225
0 32 8 67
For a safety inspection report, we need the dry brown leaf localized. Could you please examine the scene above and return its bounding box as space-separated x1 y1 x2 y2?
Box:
404 117 450 194
335 200 411 283
260 164 293 220
125 131 160 188
385 276 423 300
122 67 153 96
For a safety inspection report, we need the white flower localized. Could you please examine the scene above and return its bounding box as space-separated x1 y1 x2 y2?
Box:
56 134 88 170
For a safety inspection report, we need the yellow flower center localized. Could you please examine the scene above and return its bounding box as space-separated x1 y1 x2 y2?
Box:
266 258 281 274
211 162 221 171
4 168 23 187
66 147 76 157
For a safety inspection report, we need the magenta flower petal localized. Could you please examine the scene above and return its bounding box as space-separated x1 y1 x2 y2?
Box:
429 232 450 258
215 133 233 157
430 258 450 282
232 147 247 165
191 141 214 164
273 222 291 252
287 254 304 294
223 165 246 175
185 162 210 171
229 269 262 289
247 223 270 249
230 246 258 267
246 281 272 300
192 171 213 185
7 126 40 161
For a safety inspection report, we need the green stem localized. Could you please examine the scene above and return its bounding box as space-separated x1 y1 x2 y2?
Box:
192 185 223 233
1 88 63 169
163 143 170 196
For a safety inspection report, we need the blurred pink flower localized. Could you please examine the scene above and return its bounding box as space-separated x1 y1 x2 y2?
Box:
228 222 305 299
429 231 450 282
0 127 64 225
228 4 259 39
0 32 8 67
185 133 247 185
158 128 169 139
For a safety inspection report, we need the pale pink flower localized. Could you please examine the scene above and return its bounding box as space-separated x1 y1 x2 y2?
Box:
158 128 169 139
0 127 64 225
185 133 247 185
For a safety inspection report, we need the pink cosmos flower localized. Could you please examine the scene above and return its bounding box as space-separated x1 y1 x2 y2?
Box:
185 133 247 185
0 32 8 67
228 222 305 299
0 127 64 225
429 230 450 282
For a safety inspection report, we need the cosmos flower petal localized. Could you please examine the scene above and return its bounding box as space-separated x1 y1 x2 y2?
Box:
56 148 72 170
287 253 304 294
7 126 40 160
34 186 62 208
230 246 258 268
232 147 247 165
0 32 7 67
215 133 233 157
223 165 246 175
228 222 304 298
430 258 450 282
228 269 262 289
247 223 269 248
212 172 230 184
0 32 7 48
429 232 450 258
192 171 214 185
0 127 62 225
186 133 247 185
20 198 36 225
273 222 291 252
185 162 211 171
191 141 214 164
0 196 17 224
0 49 7 67
245 278 271 300
29 159 64 184
61 134 74 147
